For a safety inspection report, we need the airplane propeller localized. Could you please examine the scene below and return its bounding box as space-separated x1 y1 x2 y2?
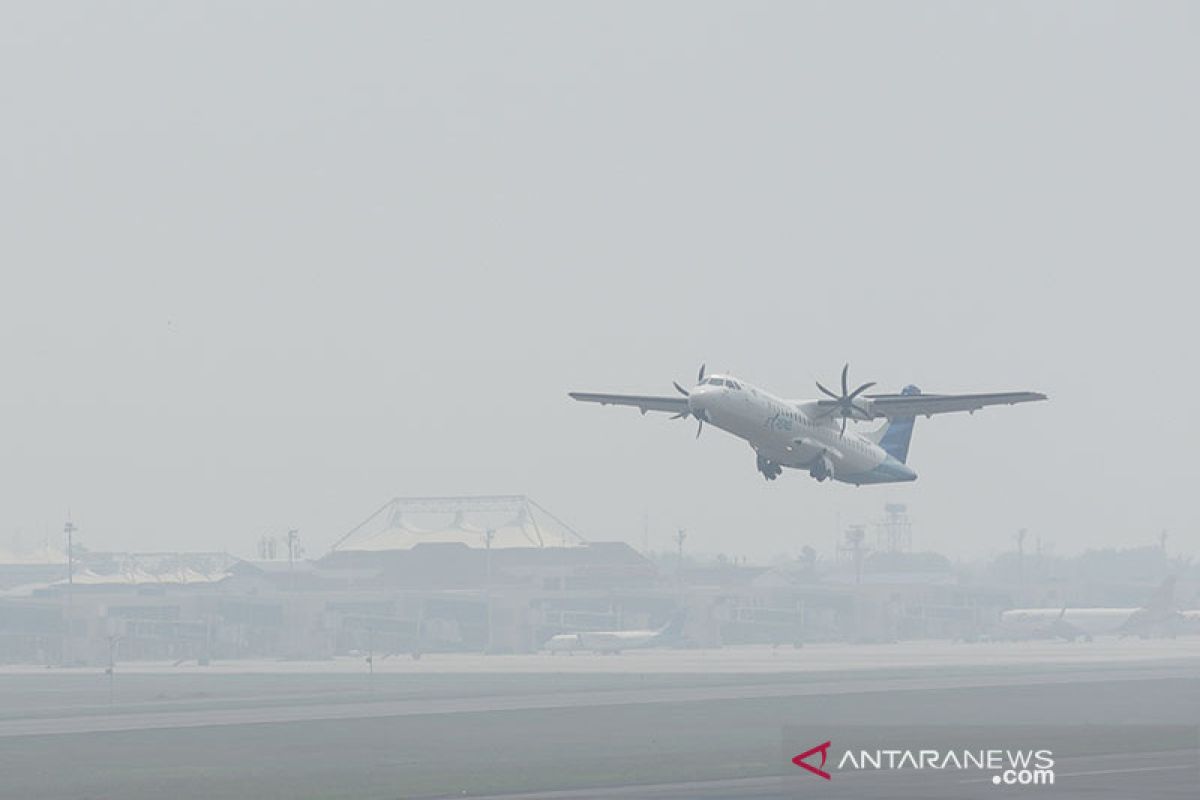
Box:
816 363 876 435
670 363 707 437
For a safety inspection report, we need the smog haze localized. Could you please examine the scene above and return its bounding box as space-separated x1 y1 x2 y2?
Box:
2 2 1197 560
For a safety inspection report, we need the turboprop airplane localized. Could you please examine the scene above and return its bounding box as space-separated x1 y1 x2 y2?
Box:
569 364 1046 485
543 611 687 654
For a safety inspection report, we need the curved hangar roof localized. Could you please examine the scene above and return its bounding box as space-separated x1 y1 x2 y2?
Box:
332 495 587 552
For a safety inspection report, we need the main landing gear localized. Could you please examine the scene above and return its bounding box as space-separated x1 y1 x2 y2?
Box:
756 453 782 481
809 453 835 483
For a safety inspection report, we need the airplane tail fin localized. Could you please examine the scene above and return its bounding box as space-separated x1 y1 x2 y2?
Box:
868 385 920 464
1143 576 1177 612
655 609 688 640
1118 576 1178 635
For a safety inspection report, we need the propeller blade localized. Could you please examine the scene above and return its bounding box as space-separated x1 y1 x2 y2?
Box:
696 419 704 438
817 365 878 430
847 381 876 401
670 411 688 420
816 381 840 400
673 381 690 397
697 363 706 383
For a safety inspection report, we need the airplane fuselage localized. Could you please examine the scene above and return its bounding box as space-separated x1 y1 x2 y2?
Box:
687 375 916 485
1000 607 1140 639
544 629 662 653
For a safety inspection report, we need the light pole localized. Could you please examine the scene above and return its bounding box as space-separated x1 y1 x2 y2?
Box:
64 520 76 587
484 529 495 583
63 519 77 665
287 529 300 594
105 635 120 705
484 529 495 654
366 624 374 692
674 529 688 602
846 527 866 586
287 529 300 571
1016 528 1027 585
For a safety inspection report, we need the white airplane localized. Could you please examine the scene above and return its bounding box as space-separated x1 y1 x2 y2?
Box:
1000 578 1179 640
544 611 687 654
570 364 1046 485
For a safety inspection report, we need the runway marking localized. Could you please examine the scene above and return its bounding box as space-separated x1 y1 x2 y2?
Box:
959 760 1198 783
469 761 1200 800
4 639 1198 677
0 666 1194 738
1056 764 1197 778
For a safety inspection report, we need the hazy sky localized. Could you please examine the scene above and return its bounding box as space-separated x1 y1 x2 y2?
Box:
2 2 1197 562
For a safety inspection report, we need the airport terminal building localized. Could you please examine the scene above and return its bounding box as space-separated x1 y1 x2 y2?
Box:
0 496 1192 665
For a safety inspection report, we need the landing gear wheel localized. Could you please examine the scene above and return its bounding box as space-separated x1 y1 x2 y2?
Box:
809 453 835 482
756 453 782 481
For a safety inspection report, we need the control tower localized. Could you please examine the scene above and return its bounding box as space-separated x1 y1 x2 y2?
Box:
874 503 912 553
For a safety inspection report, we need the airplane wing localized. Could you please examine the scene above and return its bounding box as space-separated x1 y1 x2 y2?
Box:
568 392 690 416
837 390 1047 420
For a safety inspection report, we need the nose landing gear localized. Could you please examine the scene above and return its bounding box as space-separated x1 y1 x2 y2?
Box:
756 453 783 481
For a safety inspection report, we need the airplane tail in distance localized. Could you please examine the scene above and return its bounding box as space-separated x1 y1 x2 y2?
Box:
1144 576 1177 612
656 609 688 639
875 384 921 463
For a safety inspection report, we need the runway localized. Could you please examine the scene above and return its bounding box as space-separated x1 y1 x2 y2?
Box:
0 663 1194 738
1 642 1196 799
2 662 1190 738
4 636 1197 676
470 750 1200 799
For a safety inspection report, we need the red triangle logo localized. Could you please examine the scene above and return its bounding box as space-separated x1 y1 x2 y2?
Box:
792 740 832 780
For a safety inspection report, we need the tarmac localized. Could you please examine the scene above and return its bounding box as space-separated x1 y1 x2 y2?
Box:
0 663 1194 738
469 749 1200 800
4 635 1198 676
1 638 1196 799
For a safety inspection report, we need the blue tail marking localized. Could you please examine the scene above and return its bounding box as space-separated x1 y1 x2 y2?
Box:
878 384 920 464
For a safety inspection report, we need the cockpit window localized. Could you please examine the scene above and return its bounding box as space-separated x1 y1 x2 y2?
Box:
727 380 741 390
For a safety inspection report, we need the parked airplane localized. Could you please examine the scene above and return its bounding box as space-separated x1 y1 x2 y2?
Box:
999 577 1180 640
544 611 687 654
570 364 1046 485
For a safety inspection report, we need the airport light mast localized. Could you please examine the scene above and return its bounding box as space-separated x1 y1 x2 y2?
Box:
1016 528 1027 584
64 519 76 586
287 529 300 571
62 517 77 665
